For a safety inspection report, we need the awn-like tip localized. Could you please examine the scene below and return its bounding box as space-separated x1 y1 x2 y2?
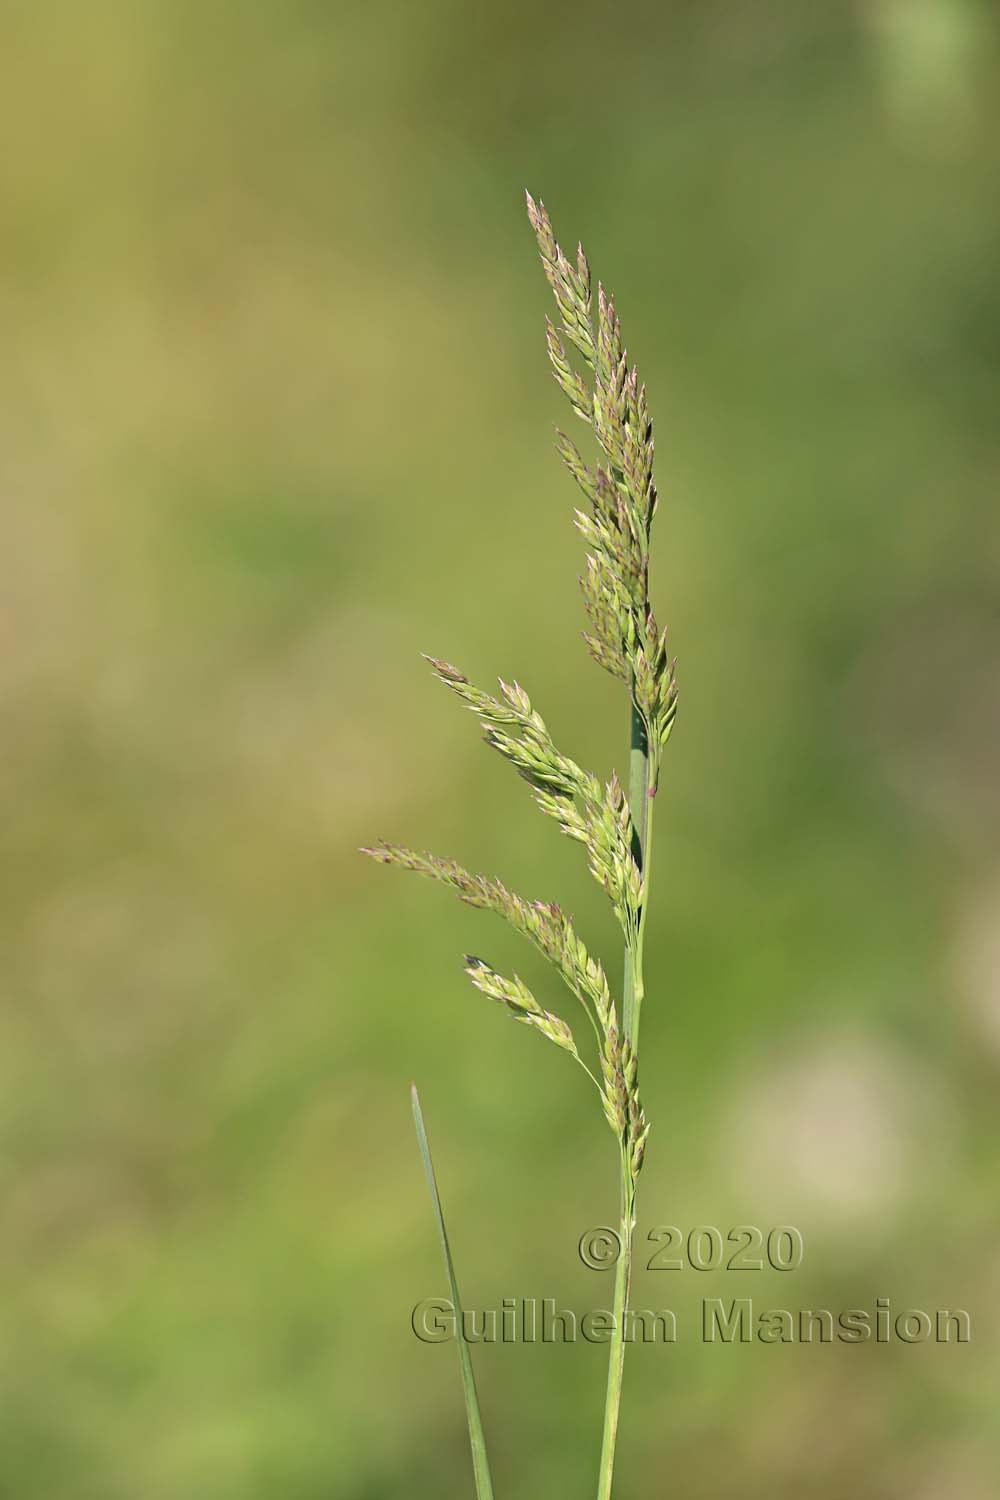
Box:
423 654 467 684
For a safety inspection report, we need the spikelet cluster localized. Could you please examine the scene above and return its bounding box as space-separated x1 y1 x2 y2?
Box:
360 841 613 1035
464 957 579 1057
362 833 647 1180
599 1022 650 1180
425 657 641 938
425 657 600 810
526 192 678 781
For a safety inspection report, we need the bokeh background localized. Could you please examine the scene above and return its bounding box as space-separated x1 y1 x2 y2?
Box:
2 2 998 1496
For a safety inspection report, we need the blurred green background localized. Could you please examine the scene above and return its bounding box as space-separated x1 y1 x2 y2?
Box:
2 2 998 1496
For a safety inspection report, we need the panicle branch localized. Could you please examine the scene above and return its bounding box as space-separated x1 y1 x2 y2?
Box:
463 956 581 1060
360 840 613 1036
424 656 643 931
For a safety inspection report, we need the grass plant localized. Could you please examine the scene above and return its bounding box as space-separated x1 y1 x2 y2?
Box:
363 194 677 1499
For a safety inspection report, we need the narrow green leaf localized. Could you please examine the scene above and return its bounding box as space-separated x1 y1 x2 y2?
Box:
411 1085 496 1500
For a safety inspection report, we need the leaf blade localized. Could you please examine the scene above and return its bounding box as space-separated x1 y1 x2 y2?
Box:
411 1085 495 1500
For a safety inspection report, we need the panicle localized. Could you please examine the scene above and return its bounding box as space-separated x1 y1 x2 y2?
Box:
363 201 676 1177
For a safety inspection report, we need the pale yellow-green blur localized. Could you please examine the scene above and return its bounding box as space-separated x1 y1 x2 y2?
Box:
2 3 998 1496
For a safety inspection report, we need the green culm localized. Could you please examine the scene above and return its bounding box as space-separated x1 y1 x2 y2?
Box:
362 193 678 1500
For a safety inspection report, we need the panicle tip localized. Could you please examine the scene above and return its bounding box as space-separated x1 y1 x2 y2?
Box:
422 654 467 684
359 840 398 864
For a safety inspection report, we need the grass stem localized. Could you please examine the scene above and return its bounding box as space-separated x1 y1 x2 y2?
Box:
596 1177 635 1500
623 697 651 1045
598 691 653 1497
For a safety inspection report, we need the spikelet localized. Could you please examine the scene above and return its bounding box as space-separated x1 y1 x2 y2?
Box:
525 192 595 367
597 1021 650 1180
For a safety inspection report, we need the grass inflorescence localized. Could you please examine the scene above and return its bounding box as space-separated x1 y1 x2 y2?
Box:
362 192 678 1500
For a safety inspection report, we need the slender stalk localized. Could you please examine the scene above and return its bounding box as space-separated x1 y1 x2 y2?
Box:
597 695 654 1499
630 731 657 1057
596 1179 633 1500
623 698 651 1044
